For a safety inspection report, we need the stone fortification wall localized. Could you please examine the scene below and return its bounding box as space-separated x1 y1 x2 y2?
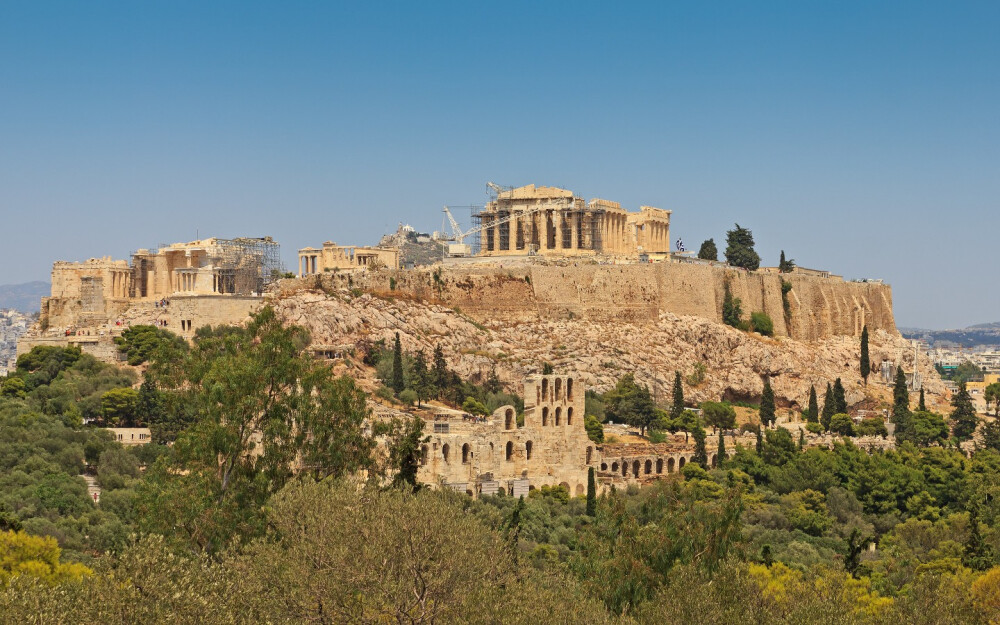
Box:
287 261 896 341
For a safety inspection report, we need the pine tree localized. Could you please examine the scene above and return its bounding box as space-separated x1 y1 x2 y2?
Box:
671 370 684 420
860 326 871 385
586 467 597 516
760 378 775 428
391 332 405 394
919 387 927 412
724 223 761 270
821 382 835 430
717 431 726 467
807 385 819 423
951 382 979 441
697 238 718 261
693 424 708 469
833 378 847 414
136 372 164 426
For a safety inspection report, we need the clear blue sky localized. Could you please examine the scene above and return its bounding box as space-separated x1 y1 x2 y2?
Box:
1 2 997 329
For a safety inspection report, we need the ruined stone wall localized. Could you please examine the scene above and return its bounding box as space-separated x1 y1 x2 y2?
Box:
299 261 897 341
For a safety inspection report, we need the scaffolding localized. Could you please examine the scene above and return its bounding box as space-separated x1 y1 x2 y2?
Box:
213 237 283 294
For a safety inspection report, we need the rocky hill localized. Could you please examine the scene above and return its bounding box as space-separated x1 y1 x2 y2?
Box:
274 283 946 413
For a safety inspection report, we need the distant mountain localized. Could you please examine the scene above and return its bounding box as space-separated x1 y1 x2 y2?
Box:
0 281 49 313
903 322 1000 349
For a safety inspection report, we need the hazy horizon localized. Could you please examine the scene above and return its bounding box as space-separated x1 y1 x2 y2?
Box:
2 2 997 329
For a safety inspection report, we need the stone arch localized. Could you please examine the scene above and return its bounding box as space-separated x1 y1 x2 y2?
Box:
525 440 533 461
656 458 663 474
555 378 563 401
559 481 570 492
632 460 640 476
586 446 593 464
710 454 717 468
567 406 574 425
505 441 513 461
555 407 562 426
542 407 549 426
567 378 574 401
610 461 618 473
678 456 686 469
667 457 675 473
505 408 515 430
442 444 450 464
575 484 585 496
462 443 471 464
622 462 628 477
644 459 652 475
542 378 549 401
420 444 428 466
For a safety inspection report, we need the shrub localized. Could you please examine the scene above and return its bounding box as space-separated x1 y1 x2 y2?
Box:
750 312 774 337
585 414 605 443
398 389 418 406
806 422 824 434
829 413 855 436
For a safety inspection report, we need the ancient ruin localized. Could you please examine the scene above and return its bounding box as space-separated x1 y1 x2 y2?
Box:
471 184 671 257
19 237 279 358
416 373 737 496
297 242 400 276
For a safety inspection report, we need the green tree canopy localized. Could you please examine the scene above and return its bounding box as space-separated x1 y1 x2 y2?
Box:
697 238 718 261
724 223 761 270
604 374 656 436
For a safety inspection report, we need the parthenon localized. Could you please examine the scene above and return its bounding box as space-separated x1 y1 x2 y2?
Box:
473 184 671 257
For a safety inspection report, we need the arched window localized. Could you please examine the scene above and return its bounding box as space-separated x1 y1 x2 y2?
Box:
711 454 717 468
678 456 686 469
656 458 663 474
586 446 593 464
555 407 562 426
462 443 470 464
667 457 676 473
442 444 450 464
567 378 574 401
542 407 549 426
541 378 549 401
622 462 628 477
611 462 619 473
505 408 515 430
420 444 428 466
632 460 640 476
645 459 652 474
505 441 513 461
555 378 562 401
525 441 533 461
567 407 573 425
575 484 585 496
601 462 608 471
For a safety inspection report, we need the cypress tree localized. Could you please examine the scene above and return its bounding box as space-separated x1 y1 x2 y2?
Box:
755 425 763 454
860 326 871 385
698 238 718 261
963 506 994 571
919 387 927 412
821 382 835 430
798 427 805 450
433 344 449 398
951 382 979 441
833 378 847 414
412 349 429 407
671 370 684 420
807 385 819 423
693 424 708 469
717 431 726 467
760 378 775 428
893 367 910 421
586 467 597 516
391 332 405 394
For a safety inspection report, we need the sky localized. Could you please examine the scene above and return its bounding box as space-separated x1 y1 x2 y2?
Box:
0 2 997 329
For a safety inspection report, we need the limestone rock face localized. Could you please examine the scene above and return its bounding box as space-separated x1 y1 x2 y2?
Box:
273 287 945 411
